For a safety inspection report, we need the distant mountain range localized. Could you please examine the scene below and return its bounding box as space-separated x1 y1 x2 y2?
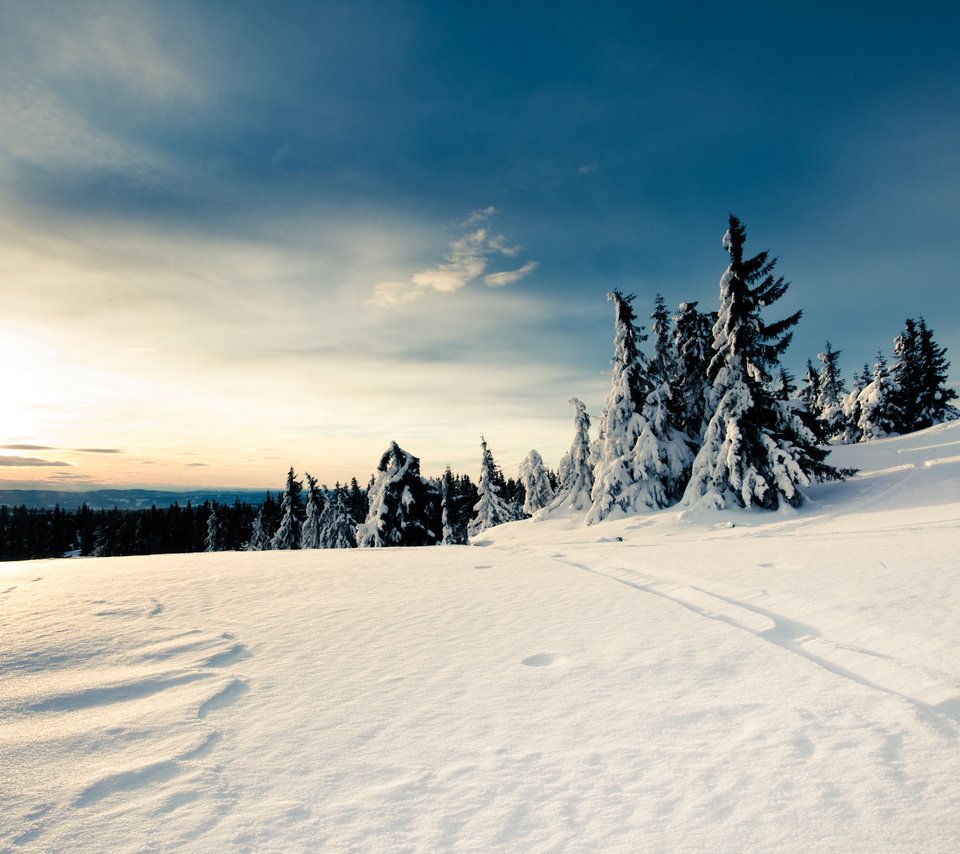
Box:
0 489 271 511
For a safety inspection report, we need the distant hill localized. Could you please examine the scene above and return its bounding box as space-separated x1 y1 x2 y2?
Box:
0 488 270 511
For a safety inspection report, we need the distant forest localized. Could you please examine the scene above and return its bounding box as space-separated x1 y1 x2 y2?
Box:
3 215 955 562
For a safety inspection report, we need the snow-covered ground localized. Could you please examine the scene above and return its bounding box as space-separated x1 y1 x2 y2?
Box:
2 423 959 852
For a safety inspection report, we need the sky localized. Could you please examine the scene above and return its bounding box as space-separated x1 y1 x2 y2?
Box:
1 0 958 491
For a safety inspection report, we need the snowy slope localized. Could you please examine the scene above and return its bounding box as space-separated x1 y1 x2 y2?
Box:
2 423 959 852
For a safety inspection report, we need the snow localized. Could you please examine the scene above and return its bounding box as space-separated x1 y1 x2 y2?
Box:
3 423 960 851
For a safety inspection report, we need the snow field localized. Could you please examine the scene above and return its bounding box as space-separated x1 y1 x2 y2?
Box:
1 422 960 851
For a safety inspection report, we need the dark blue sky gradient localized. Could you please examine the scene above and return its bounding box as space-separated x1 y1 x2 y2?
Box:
2 0 958 484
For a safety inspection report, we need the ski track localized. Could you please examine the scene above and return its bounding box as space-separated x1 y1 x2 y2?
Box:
548 553 960 724
0 591 252 851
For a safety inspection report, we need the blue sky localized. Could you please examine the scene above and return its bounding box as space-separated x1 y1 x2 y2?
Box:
1 0 958 489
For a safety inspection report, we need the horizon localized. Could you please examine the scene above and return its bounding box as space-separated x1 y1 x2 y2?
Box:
3 1 958 490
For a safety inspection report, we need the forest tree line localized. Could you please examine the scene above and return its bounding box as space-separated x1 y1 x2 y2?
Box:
3 215 955 561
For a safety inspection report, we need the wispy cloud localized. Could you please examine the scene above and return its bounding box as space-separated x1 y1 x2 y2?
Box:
0 444 123 454
577 162 600 175
484 260 540 288
373 209 538 305
186 462 209 467
0 455 71 467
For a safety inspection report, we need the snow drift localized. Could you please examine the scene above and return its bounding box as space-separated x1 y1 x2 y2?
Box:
2 423 959 851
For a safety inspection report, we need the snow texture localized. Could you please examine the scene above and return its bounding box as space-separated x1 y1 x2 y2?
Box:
3 423 960 851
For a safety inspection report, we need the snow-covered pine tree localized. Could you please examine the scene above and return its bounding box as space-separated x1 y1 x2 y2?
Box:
586 291 649 525
649 293 674 387
271 467 303 550
775 367 796 401
673 301 715 441
317 484 358 548
682 214 840 511
204 504 223 552
440 469 458 545
815 342 847 439
915 318 958 428
892 318 922 433
300 473 324 549
632 381 694 509
518 450 555 515
857 352 901 441
545 398 595 513
246 505 271 551
467 437 515 538
838 364 872 444
797 359 821 412
356 442 441 547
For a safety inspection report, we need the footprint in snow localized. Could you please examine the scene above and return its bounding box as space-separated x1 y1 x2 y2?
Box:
522 653 566 668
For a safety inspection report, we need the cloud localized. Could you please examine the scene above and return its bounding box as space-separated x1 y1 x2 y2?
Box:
484 260 540 288
1 444 54 450
0 455 71 467
462 206 498 226
577 162 600 175
373 211 538 305
0 444 123 454
186 462 209 467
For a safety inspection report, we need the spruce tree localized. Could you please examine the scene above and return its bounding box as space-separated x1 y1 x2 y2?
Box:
518 450 555 515
204 504 223 552
857 352 901 441
797 359 821 413
546 398 595 513
682 214 840 511
440 469 458 545
632 381 693 509
839 364 872 444
300 474 324 549
915 318 958 428
815 342 847 439
247 505 272 551
271 467 303 550
467 437 515 537
357 442 441 547
649 293 674 387
317 484 358 548
587 291 648 524
673 301 715 441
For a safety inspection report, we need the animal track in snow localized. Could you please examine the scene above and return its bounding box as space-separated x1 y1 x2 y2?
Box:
522 653 565 668
576 560 960 721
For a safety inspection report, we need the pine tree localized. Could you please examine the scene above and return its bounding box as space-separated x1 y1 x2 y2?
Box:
673 301 715 441
915 318 958 428
649 293 674 386
317 484 358 548
775 367 796 401
545 398 595 513
271 467 303 550
300 474 324 549
632 381 694 509
357 442 441 547
858 352 901 441
797 359 821 412
467 437 515 537
247 505 272 551
838 363 872 444
518 450 555 515
815 342 847 439
204 504 223 552
440 469 458 545
682 214 840 511
587 291 648 524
